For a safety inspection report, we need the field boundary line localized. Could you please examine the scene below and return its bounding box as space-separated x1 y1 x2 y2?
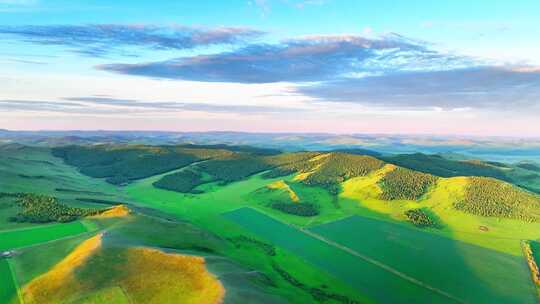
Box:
0 222 74 234
519 240 540 303
301 227 466 304
7 259 24 304
3 229 95 252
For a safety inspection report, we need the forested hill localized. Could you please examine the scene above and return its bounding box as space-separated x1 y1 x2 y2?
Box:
382 153 540 194
51 144 539 194
50 143 540 224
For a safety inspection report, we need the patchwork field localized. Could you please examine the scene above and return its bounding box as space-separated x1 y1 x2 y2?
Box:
310 215 537 304
2 143 540 303
223 207 455 304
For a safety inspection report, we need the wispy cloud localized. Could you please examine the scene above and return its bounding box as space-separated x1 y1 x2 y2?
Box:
0 24 264 57
99 33 465 83
297 67 540 110
64 96 304 114
0 97 306 115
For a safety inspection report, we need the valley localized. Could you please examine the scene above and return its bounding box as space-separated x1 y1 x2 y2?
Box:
1 142 540 303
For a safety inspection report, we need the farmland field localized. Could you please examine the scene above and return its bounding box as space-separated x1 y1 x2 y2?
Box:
0 259 19 304
310 215 537 304
0 221 89 251
223 207 455 304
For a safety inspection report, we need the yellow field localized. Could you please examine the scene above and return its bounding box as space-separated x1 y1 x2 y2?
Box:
23 233 103 303
21 234 224 304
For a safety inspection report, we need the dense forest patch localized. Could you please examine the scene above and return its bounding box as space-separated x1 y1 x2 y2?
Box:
383 153 510 181
52 145 234 185
196 156 270 183
184 152 319 185
379 167 438 200
153 169 206 193
302 153 385 194
271 202 319 217
9 194 102 223
517 162 540 172
454 177 540 222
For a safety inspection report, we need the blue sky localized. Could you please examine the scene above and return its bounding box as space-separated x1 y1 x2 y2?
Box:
1 0 539 136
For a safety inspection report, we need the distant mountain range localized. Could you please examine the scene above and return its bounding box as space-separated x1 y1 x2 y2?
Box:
1 129 539 163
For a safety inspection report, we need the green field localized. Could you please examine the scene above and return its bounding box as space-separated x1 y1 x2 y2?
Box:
0 221 89 251
223 207 455 304
310 215 537 304
0 259 19 304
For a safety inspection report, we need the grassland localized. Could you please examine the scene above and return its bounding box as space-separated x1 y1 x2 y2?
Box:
4 143 540 303
124 172 368 303
0 221 89 251
339 167 540 256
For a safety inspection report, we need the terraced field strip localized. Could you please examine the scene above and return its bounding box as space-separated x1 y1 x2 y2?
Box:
223 207 457 304
0 259 20 304
0 221 88 251
310 216 537 304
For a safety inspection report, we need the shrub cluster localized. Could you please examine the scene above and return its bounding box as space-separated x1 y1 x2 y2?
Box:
227 236 276 256
272 262 359 304
454 177 540 222
404 209 436 228
270 202 319 217
379 167 438 200
9 194 102 223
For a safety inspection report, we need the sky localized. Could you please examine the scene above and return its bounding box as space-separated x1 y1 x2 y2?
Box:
1 0 539 136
